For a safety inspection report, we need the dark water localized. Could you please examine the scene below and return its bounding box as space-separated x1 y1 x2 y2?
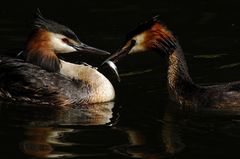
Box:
1 0 240 158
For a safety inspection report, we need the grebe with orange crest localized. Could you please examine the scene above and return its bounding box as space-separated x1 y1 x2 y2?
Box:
0 11 118 106
104 15 240 111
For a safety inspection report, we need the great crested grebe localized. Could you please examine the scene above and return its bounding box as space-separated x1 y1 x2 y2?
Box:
22 10 110 73
0 12 117 106
104 15 240 110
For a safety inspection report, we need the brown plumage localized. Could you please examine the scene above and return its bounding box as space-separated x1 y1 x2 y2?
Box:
0 11 116 106
104 15 240 112
25 29 60 72
0 56 116 106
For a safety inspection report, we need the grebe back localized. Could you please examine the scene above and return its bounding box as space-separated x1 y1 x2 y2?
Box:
104 15 240 110
0 11 116 106
0 57 115 106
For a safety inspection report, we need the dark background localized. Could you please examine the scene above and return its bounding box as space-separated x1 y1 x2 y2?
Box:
1 0 240 158
1 0 240 53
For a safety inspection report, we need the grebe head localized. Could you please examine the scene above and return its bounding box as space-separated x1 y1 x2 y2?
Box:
24 10 110 72
103 15 177 63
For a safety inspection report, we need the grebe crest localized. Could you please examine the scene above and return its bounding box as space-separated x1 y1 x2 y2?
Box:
124 15 177 55
104 16 240 110
24 10 110 72
103 15 177 64
0 10 118 106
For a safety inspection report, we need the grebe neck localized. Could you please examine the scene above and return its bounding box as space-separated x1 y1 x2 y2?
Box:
167 44 202 105
24 29 60 72
59 60 115 103
168 45 192 88
59 60 84 79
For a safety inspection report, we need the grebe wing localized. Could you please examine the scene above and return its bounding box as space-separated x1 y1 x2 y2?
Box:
0 57 89 105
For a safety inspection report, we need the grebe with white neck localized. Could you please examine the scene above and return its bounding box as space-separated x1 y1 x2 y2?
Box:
0 11 117 106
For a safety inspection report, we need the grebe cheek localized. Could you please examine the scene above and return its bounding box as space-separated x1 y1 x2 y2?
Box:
128 33 147 54
50 33 77 53
128 44 147 54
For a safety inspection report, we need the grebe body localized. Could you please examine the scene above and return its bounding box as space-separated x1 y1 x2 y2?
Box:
0 57 115 106
104 16 240 110
0 11 116 106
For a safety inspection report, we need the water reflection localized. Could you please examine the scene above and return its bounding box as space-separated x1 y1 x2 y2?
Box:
0 101 119 158
1 1 240 158
0 101 116 126
1 98 240 158
109 102 185 159
0 101 187 159
20 127 76 158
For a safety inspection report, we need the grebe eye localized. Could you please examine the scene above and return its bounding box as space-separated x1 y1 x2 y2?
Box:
131 40 136 45
130 40 136 47
62 38 70 44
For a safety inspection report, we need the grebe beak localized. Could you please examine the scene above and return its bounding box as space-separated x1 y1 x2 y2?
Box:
70 43 110 55
101 40 135 82
102 40 136 64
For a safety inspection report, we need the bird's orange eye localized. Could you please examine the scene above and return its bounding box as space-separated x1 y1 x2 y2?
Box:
62 38 70 44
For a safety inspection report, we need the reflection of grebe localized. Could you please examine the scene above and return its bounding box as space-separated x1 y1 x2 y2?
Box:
20 127 76 158
0 12 116 106
104 15 240 110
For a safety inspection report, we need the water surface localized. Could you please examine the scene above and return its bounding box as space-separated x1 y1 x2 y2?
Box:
1 1 240 158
